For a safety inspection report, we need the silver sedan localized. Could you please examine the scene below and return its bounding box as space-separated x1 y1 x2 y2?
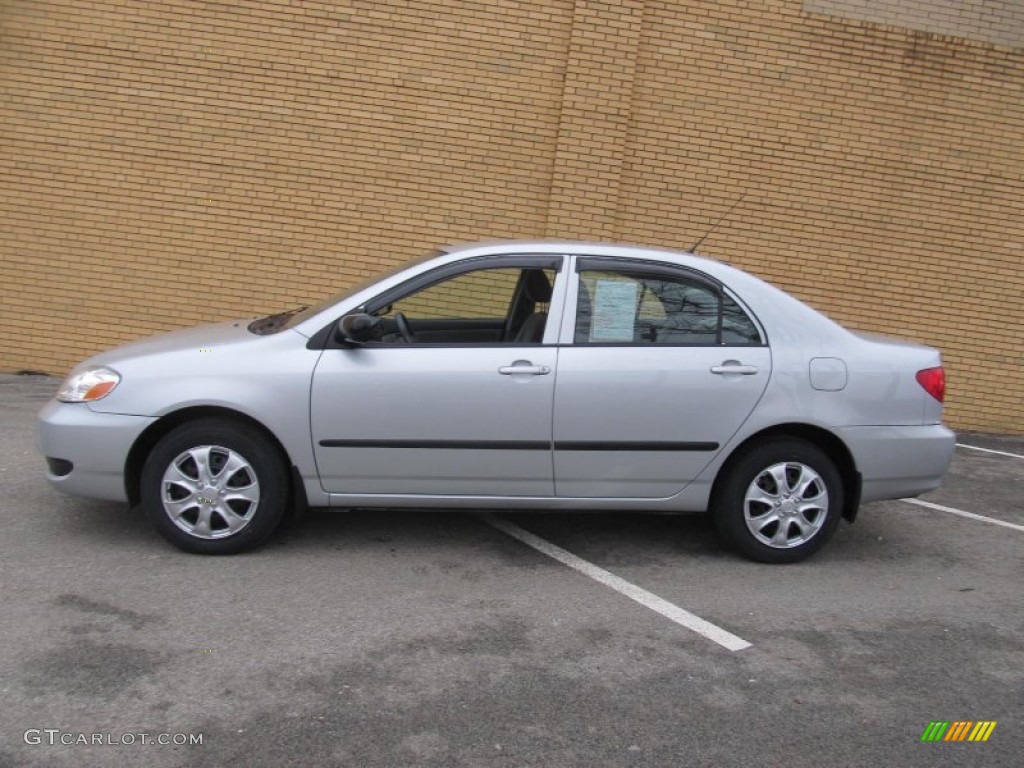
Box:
38 241 955 562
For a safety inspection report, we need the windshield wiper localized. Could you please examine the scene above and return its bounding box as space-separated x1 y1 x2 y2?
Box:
247 306 308 335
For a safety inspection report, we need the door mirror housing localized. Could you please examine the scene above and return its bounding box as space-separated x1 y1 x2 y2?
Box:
336 313 381 345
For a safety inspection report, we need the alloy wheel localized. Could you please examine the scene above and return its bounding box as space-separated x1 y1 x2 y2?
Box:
743 461 829 549
160 445 260 540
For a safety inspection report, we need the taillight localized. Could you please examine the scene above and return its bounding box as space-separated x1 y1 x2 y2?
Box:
916 367 945 403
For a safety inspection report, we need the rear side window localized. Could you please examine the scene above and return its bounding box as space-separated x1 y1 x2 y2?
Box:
720 292 761 344
575 269 761 345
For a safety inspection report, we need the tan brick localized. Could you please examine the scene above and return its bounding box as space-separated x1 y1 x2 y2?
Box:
0 0 1021 431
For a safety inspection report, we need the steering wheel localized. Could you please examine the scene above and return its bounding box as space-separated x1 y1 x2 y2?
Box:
394 311 416 343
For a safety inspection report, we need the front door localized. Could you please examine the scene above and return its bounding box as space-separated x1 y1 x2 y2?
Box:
310 258 563 497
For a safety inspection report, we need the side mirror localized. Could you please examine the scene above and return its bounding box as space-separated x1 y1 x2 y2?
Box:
336 313 380 345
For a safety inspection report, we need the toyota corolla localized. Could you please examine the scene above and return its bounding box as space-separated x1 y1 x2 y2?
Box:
38 241 955 562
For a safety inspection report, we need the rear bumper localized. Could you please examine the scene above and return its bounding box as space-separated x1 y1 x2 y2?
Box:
836 423 956 503
37 400 156 502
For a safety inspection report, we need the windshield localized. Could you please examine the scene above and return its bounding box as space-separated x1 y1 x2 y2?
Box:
271 250 447 332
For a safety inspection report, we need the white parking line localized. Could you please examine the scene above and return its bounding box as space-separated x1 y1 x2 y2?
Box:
899 498 1024 532
482 514 752 652
956 443 1024 460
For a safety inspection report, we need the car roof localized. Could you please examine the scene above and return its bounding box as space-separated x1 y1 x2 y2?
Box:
441 239 710 264
437 239 773 291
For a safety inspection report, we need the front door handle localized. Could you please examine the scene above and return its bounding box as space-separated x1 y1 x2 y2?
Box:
498 361 551 376
710 362 758 375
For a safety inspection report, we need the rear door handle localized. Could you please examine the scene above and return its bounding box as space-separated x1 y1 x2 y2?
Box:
710 362 758 375
498 361 551 376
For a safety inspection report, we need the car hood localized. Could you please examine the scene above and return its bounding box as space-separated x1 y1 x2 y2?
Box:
83 319 258 369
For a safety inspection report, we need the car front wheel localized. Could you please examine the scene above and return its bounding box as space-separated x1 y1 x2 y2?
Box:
140 419 290 554
713 438 843 564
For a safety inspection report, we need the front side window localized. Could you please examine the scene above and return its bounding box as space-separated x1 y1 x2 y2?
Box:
575 268 761 345
368 266 556 344
386 268 524 321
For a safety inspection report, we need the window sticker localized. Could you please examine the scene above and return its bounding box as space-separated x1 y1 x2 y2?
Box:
590 278 639 342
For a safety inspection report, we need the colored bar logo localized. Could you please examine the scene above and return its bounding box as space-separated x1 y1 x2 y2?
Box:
921 721 997 742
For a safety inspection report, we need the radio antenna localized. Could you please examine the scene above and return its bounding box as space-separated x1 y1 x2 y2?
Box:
689 193 747 253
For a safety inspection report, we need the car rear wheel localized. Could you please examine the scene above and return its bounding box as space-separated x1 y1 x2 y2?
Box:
140 419 289 554
713 438 843 564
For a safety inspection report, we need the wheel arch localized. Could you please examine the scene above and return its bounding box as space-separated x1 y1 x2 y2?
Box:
124 405 305 511
713 423 862 522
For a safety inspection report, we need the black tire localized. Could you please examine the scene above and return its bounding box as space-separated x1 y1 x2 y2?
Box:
713 438 843 564
140 418 290 554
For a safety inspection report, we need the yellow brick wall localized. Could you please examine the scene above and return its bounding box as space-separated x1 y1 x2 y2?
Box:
611 1 1023 433
805 0 1024 48
546 0 644 238
0 0 575 363
1 0 1021 432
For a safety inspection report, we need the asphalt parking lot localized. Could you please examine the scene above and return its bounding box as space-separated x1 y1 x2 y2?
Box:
1 373 1021 767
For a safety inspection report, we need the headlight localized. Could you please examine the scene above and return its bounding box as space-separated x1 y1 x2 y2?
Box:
57 366 121 403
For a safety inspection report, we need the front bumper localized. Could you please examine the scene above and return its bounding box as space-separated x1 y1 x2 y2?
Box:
37 400 157 502
836 423 956 503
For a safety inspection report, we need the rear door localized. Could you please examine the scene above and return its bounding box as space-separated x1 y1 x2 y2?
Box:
552 256 771 498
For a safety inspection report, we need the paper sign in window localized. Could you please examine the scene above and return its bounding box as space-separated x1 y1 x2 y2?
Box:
590 279 639 342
